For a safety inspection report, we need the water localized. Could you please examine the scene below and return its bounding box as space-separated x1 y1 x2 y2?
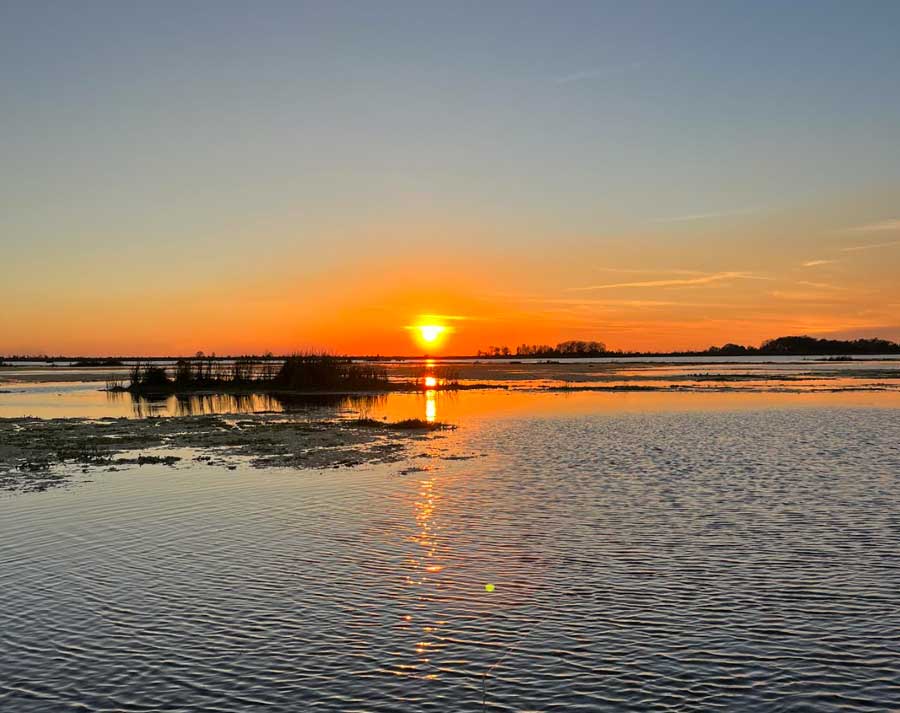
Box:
2 357 900 420
2 406 899 711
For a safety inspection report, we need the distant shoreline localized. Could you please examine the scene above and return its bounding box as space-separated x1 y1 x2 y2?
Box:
3 354 900 364
4 336 900 363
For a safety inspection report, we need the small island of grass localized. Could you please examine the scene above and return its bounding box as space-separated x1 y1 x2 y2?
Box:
112 353 476 397
116 354 390 396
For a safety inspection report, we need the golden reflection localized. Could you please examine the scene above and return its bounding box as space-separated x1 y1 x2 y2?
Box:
401 474 447 679
425 389 437 423
424 375 438 388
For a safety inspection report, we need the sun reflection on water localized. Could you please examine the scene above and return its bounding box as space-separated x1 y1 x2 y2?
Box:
397 473 450 680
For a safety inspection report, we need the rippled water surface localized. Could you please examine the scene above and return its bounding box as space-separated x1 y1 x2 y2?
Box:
2 407 900 711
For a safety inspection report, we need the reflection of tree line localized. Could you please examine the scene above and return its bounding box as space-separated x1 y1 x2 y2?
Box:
116 390 389 418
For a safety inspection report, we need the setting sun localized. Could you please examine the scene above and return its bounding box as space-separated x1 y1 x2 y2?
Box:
418 325 445 343
409 322 450 351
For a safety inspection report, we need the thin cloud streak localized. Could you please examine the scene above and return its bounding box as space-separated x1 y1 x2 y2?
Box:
846 219 900 233
567 271 768 292
527 297 740 308
802 259 836 267
589 267 705 276
654 207 761 223
414 313 471 321
768 290 847 303
840 240 900 252
796 280 846 291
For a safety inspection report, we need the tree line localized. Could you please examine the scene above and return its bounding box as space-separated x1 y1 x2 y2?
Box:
475 335 900 358
477 340 608 357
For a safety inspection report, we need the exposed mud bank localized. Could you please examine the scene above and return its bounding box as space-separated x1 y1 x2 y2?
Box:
0 415 454 494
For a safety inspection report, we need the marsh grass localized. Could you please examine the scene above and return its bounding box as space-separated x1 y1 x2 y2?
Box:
353 417 453 431
105 378 127 391
273 354 389 390
126 353 390 394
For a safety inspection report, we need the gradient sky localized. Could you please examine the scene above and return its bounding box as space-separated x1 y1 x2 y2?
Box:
3 1 899 355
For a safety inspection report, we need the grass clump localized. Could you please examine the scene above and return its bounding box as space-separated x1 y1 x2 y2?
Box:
273 355 388 391
125 353 389 394
353 417 453 431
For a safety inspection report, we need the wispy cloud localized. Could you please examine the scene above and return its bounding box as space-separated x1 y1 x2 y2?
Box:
588 267 704 276
801 259 836 268
415 313 471 322
553 61 643 84
768 290 847 303
840 240 900 252
796 280 846 291
655 207 760 223
846 219 900 233
525 297 736 308
567 271 768 292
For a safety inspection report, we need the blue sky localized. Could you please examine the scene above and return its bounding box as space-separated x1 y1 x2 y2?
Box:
2 1 899 353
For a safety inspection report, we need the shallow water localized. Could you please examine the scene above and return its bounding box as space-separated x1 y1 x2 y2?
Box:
2 407 899 711
2 357 900 420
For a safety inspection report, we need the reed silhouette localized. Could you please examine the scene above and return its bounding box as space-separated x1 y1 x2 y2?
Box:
122 353 390 395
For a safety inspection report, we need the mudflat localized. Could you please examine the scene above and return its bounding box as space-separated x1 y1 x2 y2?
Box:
0 414 453 494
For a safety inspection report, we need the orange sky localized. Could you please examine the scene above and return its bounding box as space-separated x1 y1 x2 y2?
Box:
4 204 899 356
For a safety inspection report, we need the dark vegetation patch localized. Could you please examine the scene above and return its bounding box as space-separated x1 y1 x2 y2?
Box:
117 354 497 397
120 354 392 395
477 335 900 359
0 413 451 494
353 417 455 431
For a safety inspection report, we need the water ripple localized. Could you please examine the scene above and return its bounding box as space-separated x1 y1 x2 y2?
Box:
1 408 899 711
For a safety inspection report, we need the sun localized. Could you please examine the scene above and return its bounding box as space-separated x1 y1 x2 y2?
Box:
408 320 452 351
417 325 446 344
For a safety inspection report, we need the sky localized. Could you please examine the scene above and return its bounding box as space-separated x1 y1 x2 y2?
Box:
2 0 899 355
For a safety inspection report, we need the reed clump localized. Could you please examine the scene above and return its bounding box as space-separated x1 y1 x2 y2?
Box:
124 353 389 394
353 417 452 431
273 355 389 390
